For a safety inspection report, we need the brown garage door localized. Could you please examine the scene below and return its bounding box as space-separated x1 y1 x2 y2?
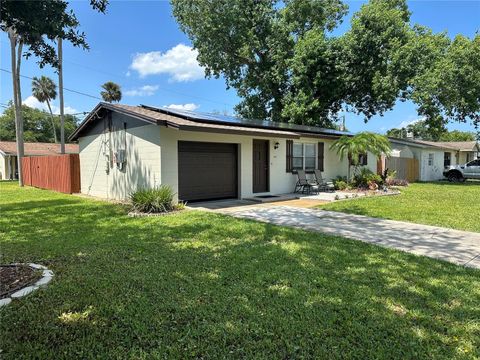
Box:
178 141 238 202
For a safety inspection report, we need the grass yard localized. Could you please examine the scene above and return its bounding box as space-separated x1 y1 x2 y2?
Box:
0 182 479 359
320 182 480 232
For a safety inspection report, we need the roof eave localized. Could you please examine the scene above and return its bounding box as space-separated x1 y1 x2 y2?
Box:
388 137 447 149
69 102 165 141
68 103 105 141
298 132 348 140
177 124 300 139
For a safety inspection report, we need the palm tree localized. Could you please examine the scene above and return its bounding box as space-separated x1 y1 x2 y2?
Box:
330 132 391 182
32 76 58 143
100 82 122 103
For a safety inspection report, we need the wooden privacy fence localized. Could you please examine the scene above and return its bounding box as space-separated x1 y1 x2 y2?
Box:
381 156 419 182
22 154 80 194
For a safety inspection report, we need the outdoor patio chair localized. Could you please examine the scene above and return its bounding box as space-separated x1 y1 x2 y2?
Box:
294 170 319 194
313 169 335 192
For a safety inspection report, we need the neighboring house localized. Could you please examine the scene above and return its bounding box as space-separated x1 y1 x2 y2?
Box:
69 103 378 202
0 142 79 180
421 141 479 164
388 138 479 181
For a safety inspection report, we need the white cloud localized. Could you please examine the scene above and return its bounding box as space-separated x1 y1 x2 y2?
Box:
125 71 131 77
397 116 425 129
62 106 77 115
124 85 159 97
23 95 44 110
130 44 204 82
23 95 77 115
165 103 199 111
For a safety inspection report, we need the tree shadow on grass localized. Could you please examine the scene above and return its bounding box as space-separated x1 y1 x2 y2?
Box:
0 194 479 359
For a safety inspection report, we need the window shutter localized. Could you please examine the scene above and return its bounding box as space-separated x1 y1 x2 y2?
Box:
286 140 293 172
317 142 324 171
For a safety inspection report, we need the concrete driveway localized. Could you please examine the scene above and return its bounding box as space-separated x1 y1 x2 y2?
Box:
221 206 480 269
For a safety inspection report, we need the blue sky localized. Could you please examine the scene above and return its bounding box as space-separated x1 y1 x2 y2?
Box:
1 0 479 134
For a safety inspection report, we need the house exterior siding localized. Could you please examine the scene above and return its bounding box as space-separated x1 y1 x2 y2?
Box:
79 112 161 200
77 112 378 201
459 152 468 164
390 144 414 158
390 141 460 181
417 149 445 181
159 127 371 200
0 154 6 180
458 151 479 164
0 154 17 180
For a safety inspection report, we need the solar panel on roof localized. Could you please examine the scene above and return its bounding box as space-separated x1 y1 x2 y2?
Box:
139 104 351 137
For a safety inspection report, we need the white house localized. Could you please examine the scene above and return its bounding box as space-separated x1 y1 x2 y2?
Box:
70 103 378 201
430 141 479 164
388 138 479 181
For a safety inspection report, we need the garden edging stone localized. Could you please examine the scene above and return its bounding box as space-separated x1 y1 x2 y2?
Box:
0 263 54 307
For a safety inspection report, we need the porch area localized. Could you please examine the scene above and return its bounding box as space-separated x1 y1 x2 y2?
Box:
187 190 370 211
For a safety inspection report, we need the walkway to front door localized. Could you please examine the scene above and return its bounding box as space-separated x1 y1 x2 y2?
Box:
220 206 480 269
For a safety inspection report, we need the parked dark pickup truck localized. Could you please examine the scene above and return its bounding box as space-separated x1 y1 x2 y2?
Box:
443 159 480 182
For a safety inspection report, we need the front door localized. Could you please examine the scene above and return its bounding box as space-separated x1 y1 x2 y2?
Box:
253 139 269 193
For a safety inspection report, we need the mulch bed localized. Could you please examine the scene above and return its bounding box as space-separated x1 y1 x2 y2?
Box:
0 265 42 298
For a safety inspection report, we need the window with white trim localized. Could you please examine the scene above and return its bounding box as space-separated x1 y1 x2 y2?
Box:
293 143 316 171
428 153 434 166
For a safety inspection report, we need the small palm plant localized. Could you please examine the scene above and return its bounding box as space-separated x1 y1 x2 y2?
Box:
31 76 58 143
330 132 391 182
130 186 176 213
100 81 122 103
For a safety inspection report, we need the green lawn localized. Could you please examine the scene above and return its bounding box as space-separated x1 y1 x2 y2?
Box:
320 182 480 232
0 182 479 359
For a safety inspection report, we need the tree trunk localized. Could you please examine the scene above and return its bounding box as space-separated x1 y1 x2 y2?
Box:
16 41 23 107
45 100 58 143
8 29 24 186
58 37 65 154
347 154 352 183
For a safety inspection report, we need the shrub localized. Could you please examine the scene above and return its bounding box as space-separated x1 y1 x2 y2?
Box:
332 176 348 190
386 169 397 180
352 168 383 189
380 168 396 182
335 180 348 190
130 186 176 213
